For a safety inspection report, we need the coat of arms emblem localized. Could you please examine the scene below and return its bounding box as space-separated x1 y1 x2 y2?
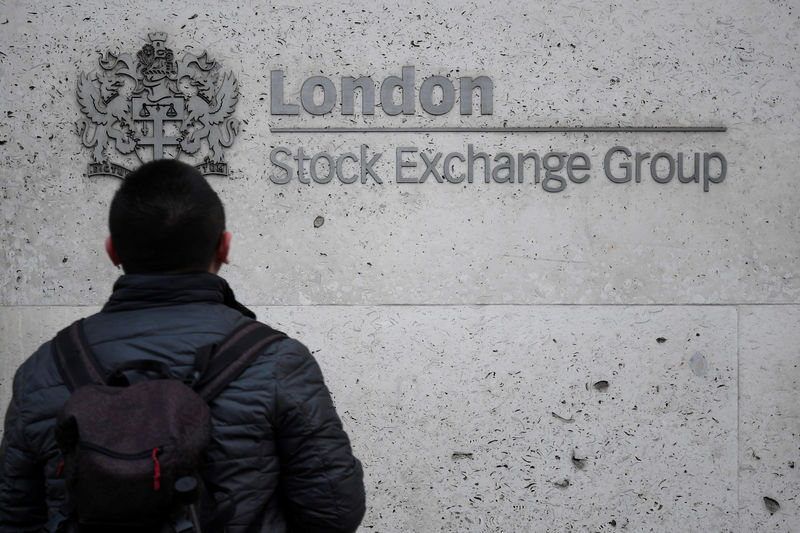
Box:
77 33 239 178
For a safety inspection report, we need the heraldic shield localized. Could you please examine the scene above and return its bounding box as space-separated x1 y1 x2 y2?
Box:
76 32 239 178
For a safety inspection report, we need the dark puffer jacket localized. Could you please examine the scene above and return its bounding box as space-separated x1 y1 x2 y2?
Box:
0 274 365 533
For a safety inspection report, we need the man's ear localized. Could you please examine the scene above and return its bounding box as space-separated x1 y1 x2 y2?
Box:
216 231 232 266
105 237 121 266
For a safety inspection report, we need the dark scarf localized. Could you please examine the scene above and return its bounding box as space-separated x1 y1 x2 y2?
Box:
102 273 256 318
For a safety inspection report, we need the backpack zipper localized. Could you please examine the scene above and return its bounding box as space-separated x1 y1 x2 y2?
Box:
78 441 159 460
78 442 163 491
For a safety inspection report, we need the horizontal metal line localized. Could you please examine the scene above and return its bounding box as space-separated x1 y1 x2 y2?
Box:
270 126 727 133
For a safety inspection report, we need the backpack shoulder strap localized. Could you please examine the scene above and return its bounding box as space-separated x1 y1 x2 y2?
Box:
52 319 107 392
194 321 286 402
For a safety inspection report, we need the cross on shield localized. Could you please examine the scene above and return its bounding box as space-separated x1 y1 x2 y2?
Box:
131 96 185 160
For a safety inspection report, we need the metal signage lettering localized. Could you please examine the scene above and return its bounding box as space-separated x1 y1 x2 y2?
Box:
77 33 239 178
270 67 494 116
74 36 727 192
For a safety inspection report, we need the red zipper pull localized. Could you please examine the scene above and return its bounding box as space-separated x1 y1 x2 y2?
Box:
152 447 161 491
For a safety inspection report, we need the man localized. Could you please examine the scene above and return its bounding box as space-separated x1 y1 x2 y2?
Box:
0 159 366 532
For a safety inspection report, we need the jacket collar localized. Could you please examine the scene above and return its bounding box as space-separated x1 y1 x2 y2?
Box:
102 273 256 318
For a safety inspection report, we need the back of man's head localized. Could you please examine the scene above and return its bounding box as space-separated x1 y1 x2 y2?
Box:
109 159 225 274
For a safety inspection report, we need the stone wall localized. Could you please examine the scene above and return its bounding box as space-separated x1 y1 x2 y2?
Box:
1 1 797 530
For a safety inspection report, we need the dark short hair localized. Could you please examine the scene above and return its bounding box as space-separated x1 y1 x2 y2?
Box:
109 160 225 274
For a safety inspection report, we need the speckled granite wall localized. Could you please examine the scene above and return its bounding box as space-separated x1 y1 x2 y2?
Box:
1 1 797 531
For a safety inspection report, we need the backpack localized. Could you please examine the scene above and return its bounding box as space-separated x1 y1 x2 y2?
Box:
51 319 286 533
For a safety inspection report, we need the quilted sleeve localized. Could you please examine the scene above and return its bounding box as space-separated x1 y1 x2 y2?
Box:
0 366 48 532
274 340 366 533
